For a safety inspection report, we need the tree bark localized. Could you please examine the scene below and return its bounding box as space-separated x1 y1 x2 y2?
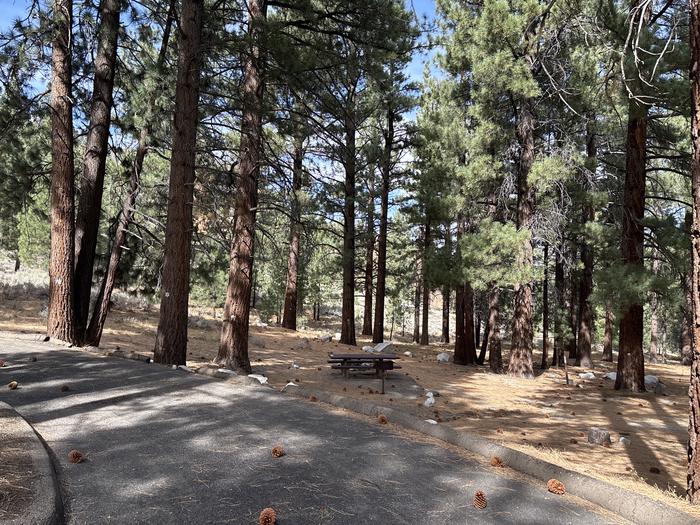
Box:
442 285 450 343
153 0 204 366
486 287 502 372
372 109 393 343
413 267 421 344
340 107 357 346
615 97 648 392
508 99 535 378
361 188 374 335
602 304 614 362
47 0 76 344
282 135 304 330
461 281 477 364
85 0 176 347
420 221 431 346
567 264 578 362
688 0 700 500
649 251 661 363
216 0 266 371
541 242 550 369
577 121 595 368
552 252 565 367
73 0 121 344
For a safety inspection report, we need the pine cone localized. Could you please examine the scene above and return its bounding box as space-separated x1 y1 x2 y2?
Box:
490 456 504 468
7 381 18 390
473 490 487 509
68 450 85 464
259 507 277 525
378 414 388 424
309 395 318 402
547 478 566 495
271 446 285 458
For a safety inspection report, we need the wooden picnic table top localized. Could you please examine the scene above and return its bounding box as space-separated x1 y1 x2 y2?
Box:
328 353 399 360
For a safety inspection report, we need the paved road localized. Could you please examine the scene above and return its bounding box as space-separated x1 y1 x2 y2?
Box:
0 335 619 525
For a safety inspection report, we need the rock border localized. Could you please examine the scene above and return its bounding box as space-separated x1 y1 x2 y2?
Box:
281 385 697 525
0 401 63 525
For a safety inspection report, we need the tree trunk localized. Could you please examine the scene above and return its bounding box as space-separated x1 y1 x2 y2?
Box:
486 287 502 372
552 253 565 367
577 121 595 368
684 209 694 366
649 251 661 363
602 304 614 362
85 1 176 347
541 242 550 369
689 0 700 500
153 0 204 366
47 0 76 344
282 135 304 330
615 98 647 392
216 0 266 371
73 0 121 343
508 99 535 378
442 285 450 343
420 221 431 346
340 108 357 346
567 265 578 362
413 270 421 344
372 109 393 343
462 282 477 364
475 309 481 349
361 188 374 335
454 215 465 360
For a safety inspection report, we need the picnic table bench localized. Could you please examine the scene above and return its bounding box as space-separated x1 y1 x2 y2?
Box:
327 353 401 394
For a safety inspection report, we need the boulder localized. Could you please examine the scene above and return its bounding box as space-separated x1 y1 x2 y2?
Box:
578 372 595 380
644 375 659 387
374 342 393 353
587 427 612 446
603 372 617 381
437 352 450 364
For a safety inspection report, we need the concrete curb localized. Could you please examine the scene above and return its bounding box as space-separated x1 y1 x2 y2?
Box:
283 385 697 525
0 402 63 525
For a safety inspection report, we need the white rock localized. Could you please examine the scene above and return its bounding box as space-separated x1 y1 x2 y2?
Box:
177 365 193 373
374 342 393 353
578 372 595 380
437 352 450 364
424 419 438 425
403 351 413 357
217 368 236 375
290 362 300 369
424 393 435 407
334 332 342 341
319 334 333 343
362 345 375 353
281 382 298 392
644 375 659 387
604 372 617 381
248 374 268 385
619 436 631 446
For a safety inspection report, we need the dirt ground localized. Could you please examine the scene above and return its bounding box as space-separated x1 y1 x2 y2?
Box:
1 297 697 518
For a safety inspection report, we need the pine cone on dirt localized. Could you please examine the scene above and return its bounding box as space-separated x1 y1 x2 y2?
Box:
473 490 487 509
271 446 285 458
378 414 388 424
68 450 85 464
309 395 318 402
7 381 18 390
547 479 566 495
259 507 277 525
490 456 504 468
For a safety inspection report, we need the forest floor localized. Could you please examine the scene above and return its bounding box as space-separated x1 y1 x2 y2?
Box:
0 269 695 517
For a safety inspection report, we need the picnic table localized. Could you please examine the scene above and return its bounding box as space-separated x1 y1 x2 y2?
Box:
327 353 401 394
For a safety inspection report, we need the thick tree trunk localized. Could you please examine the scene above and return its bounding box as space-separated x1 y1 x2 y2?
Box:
602 304 614 362
47 0 76 344
552 253 565 367
684 209 694 366
340 109 357 346
361 189 374 336
216 0 266 371
86 0 175 347
577 122 595 368
541 242 550 369
454 215 465 360
508 100 535 378
442 285 450 343
688 0 700 500
153 0 204 365
462 282 477 364
372 110 393 343
420 221 431 346
282 135 304 330
73 0 121 343
615 98 647 392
